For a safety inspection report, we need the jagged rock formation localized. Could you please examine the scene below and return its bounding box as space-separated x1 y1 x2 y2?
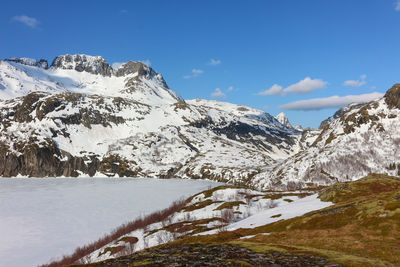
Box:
50 54 113 76
0 55 301 185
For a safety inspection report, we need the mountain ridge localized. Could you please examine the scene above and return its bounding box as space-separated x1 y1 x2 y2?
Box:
0 54 397 191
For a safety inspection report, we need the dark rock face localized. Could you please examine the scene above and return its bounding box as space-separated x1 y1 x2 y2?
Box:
116 61 169 88
114 61 147 77
86 243 341 267
0 138 135 177
384 83 400 109
50 54 113 76
5 58 48 69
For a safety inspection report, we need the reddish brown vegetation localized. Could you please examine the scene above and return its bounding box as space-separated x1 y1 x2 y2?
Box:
40 198 186 267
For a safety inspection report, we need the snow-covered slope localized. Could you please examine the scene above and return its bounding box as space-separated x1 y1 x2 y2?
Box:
252 84 400 190
0 55 301 186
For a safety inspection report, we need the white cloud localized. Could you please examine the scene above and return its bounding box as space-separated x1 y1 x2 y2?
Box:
279 92 384 111
183 69 204 79
227 86 234 92
208 59 221 66
112 62 124 69
257 77 327 96
139 59 151 67
395 0 400 11
284 77 327 94
12 15 39 28
257 84 284 96
120 9 128 13
343 74 367 87
211 88 226 98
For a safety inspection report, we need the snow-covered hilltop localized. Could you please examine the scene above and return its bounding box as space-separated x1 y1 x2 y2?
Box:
0 55 301 186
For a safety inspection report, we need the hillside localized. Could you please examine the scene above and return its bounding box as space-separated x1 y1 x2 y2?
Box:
72 174 400 266
0 55 301 185
252 84 400 190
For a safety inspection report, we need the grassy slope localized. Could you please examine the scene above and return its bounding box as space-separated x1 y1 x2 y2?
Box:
175 174 400 266
74 174 400 266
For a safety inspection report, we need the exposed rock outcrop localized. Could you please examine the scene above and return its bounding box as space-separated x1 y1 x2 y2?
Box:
51 54 113 76
384 83 400 109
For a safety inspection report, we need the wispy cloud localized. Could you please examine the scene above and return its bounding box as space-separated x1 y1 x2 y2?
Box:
257 77 327 96
183 69 204 79
120 9 128 13
208 59 221 66
279 92 383 111
343 74 367 87
226 86 234 92
211 88 226 98
395 0 400 11
12 15 39 28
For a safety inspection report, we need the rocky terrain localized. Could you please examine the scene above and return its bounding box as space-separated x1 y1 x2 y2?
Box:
78 243 341 267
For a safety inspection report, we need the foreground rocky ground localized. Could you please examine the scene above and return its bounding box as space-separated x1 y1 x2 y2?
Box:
74 243 341 267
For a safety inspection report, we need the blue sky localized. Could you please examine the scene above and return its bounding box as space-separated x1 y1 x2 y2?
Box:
1 0 400 128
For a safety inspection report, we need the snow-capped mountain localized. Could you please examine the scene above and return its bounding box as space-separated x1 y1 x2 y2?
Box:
1 54 398 190
275 112 292 128
275 112 303 131
252 84 400 190
0 55 301 185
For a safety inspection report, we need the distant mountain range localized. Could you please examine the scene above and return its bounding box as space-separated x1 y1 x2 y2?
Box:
0 54 398 189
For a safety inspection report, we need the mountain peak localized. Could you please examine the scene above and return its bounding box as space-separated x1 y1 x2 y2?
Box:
275 112 293 128
50 54 113 76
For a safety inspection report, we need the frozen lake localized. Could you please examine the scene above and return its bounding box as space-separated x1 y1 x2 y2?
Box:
0 178 222 267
